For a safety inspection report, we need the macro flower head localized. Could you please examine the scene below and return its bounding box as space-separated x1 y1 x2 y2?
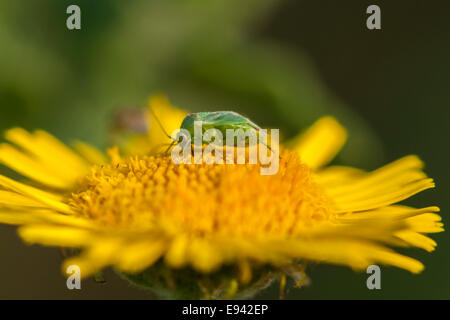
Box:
0 96 443 299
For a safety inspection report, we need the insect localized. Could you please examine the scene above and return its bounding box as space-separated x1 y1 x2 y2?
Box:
150 110 273 153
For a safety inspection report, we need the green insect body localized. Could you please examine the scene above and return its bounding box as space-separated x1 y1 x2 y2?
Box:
174 111 273 151
180 111 261 138
150 108 271 153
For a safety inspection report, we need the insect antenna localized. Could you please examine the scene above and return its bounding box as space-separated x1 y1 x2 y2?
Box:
148 105 178 142
149 142 176 154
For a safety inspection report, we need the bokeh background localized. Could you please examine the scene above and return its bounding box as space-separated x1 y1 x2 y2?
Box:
0 0 448 299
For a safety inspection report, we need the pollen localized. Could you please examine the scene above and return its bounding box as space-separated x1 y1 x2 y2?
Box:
70 150 334 237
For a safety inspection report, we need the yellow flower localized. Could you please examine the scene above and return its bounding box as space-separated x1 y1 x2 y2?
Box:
0 97 443 298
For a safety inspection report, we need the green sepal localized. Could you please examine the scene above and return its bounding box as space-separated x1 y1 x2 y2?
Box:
117 261 278 300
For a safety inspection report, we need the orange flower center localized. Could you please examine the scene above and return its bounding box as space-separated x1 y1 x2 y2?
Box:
70 151 333 237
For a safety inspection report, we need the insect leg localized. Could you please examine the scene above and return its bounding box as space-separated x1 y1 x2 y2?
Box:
164 141 176 154
257 136 276 155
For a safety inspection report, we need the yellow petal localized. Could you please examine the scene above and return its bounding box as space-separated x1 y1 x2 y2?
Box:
290 116 347 170
165 234 189 268
62 239 121 278
322 155 424 197
18 225 94 247
0 209 92 227
0 143 74 188
395 230 437 252
333 178 435 212
116 239 166 273
277 239 424 273
73 141 107 165
4 128 89 185
33 130 90 172
338 206 440 222
314 165 365 188
0 174 74 214
373 249 424 274
405 213 444 233
319 156 436 213
188 238 223 273
0 211 45 225
0 189 46 208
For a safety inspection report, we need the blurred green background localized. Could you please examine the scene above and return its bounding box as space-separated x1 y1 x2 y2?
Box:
0 0 448 299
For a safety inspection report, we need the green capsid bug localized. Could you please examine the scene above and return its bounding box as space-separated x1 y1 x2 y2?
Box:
150 109 274 153
180 111 261 137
